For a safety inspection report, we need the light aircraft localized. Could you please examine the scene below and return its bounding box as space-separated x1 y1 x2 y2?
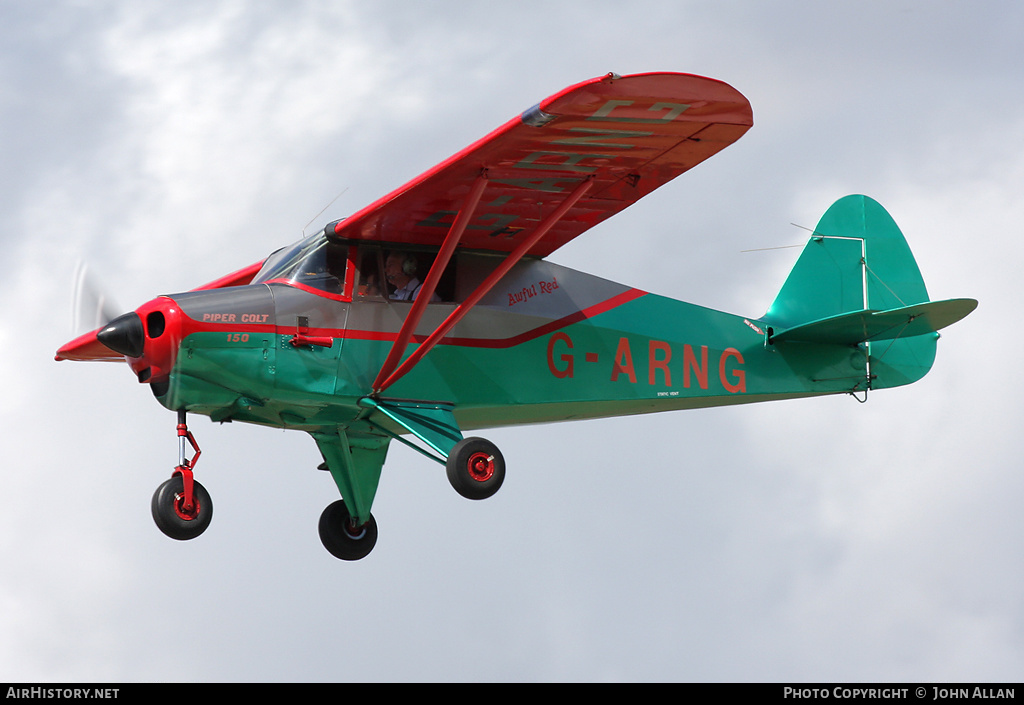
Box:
56 72 976 560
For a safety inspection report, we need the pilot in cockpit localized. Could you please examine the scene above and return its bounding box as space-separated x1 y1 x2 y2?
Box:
384 252 440 302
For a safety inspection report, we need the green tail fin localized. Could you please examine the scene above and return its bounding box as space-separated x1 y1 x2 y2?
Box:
764 195 974 390
767 195 929 327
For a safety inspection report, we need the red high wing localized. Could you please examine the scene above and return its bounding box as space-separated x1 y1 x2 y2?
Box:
331 72 752 256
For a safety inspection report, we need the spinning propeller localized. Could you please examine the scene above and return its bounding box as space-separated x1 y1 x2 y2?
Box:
71 262 122 337
57 263 129 362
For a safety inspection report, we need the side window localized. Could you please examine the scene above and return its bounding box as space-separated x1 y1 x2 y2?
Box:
355 248 386 299
355 246 457 303
454 252 504 302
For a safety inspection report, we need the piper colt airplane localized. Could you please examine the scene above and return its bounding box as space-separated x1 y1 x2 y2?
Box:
56 72 976 560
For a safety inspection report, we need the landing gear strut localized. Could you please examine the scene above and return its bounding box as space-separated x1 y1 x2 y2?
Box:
151 410 213 540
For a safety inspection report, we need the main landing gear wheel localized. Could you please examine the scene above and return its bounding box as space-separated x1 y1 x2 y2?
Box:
151 475 213 540
446 437 505 500
318 500 378 561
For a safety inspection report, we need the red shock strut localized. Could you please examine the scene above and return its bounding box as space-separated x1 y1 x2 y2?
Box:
172 410 202 515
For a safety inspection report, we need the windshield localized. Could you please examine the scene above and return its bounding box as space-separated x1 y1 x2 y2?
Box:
251 230 346 295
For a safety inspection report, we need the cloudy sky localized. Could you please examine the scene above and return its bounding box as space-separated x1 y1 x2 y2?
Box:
2 0 1021 682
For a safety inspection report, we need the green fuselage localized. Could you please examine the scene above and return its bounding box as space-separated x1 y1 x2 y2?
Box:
156 257 865 435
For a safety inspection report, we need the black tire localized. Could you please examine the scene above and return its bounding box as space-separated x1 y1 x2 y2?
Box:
446 437 505 500
318 500 377 561
151 475 213 540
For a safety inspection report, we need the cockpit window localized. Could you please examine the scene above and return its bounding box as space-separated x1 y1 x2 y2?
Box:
354 246 454 302
251 230 346 295
355 248 386 299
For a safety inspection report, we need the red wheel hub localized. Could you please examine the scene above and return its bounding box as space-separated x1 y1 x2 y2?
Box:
172 492 202 521
467 452 495 482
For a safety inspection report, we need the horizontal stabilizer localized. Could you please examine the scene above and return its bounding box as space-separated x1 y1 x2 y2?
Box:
771 298 977 345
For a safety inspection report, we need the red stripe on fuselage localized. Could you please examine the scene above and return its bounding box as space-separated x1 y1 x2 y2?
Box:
173 288 646 350
345 287 647 349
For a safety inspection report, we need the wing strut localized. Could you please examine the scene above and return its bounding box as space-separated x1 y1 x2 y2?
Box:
372 172 489 392
373 175 595 395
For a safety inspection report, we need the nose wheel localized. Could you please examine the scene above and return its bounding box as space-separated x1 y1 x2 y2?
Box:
151 411 213 540
152 475 213 540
